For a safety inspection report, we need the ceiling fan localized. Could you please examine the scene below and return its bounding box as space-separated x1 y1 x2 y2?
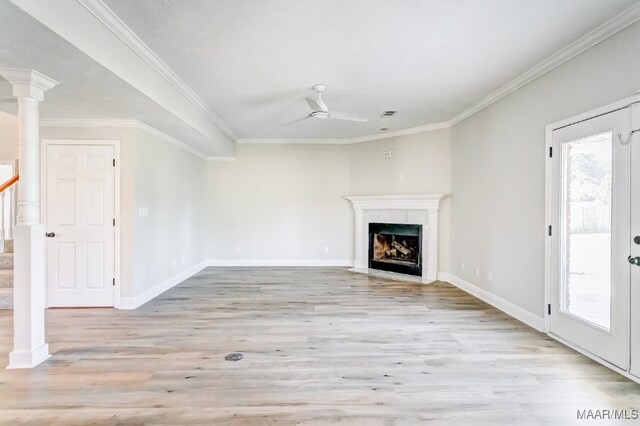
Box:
285 84 368 125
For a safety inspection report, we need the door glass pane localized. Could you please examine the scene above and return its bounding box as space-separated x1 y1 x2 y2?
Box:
560 131 612 330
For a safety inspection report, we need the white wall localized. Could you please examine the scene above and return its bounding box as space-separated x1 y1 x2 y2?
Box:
206 130 452 273
207 144 352 264
0 110 18 160
40 125 207 300
132 128 207 296
450 21 640 317
350 129 452 272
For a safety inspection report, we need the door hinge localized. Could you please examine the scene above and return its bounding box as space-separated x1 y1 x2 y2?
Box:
113 159 116 167
548 304 551 315
548 225 552 236
112 278 115 287
113 218 115 226
549 147 553 158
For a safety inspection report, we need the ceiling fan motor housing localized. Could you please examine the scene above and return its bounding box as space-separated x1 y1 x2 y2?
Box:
311 111 329 119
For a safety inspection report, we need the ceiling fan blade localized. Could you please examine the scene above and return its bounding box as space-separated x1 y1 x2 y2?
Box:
329 111 368 122
283 115 312 126
305 97 328 112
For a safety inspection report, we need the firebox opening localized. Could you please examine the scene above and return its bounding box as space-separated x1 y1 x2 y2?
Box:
368 223 422 277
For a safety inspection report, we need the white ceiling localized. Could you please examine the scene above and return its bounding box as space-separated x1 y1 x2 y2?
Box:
103 0 638 139
0 0 638 153
0 1 217 155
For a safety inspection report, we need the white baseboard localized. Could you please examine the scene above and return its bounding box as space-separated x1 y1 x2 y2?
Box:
118 260 208 310
443 274 545 332
207 259 353 267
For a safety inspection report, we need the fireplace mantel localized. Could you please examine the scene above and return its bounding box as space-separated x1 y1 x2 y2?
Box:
345 194 446 284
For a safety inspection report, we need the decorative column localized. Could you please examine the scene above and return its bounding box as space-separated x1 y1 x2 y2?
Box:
0 69 58 369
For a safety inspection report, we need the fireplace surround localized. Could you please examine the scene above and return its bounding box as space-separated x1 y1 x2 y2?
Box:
345 194 445 283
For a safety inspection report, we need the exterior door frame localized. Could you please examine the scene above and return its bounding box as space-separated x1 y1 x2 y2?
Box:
41 139 121 308
544 92 640 383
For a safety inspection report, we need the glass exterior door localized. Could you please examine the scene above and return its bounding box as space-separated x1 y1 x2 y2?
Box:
550 109 630 369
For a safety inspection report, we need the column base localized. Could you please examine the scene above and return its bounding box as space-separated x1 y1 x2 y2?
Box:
7 344 50 369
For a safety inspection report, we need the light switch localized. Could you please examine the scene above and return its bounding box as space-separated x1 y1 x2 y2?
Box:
139 207 149 217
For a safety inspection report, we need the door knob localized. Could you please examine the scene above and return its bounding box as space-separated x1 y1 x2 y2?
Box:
629 256 640 266
46 232 55 238
635 236 640 245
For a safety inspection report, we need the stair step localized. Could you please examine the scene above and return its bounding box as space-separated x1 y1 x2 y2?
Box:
4 240 13 254
0 253 13 270
0 270 12 288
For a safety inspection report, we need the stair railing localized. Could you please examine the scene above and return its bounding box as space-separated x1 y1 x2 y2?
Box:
0 173 18 247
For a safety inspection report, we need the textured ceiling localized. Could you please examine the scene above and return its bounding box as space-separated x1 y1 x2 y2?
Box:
103 0 637 139
0 1 217 155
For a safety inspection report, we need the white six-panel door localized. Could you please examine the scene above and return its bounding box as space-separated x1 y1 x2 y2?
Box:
46 144 115 307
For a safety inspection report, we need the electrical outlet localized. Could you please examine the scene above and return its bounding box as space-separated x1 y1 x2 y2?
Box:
461 262 466 272
399 174 405 181
475 267 480 277
488 272 493 282
182 256 187 265
149 268 154 277
383 150 395 158
236 246 242 253
172 259 177 269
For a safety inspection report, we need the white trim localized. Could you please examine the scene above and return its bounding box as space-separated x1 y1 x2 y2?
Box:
445 274 545 332
7 343 51 369
118 260 208 310
40 139 122 309
207 259 353 267
237 121 451 145
0 69 59 101
76 0 237 141
449 3 640 127
345 194 445 284
40 119 209 160
52 2 639 147
237 2 640 144
544 92 640 334
32 2 640 149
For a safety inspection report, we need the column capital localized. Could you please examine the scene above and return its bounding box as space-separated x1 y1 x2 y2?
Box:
0 68 58 101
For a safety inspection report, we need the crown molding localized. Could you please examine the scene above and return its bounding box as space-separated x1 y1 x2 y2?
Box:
448 2 640 126
240 2 640 144
238 138 351 145
39 1 640 149
76 0 238 142
39 118 209 160
238 121 451 145
348 121 451 143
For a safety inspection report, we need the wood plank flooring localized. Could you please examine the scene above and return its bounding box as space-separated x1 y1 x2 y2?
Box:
1 267 639 425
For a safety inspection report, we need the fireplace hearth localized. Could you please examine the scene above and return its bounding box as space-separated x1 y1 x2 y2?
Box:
368 223 422 276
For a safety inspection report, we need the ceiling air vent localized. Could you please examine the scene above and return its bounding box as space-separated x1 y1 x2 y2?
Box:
381 110 396 117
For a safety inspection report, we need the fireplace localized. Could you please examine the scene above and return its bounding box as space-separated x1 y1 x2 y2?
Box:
368 223 422 276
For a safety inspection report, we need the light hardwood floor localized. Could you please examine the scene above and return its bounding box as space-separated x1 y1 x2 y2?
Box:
1 267 639 425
